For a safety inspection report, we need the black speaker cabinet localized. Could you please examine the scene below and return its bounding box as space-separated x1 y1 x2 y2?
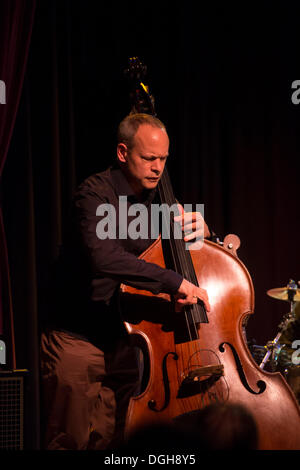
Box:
0 370 28 450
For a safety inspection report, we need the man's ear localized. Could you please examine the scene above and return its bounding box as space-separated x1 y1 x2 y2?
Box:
117 143 128 163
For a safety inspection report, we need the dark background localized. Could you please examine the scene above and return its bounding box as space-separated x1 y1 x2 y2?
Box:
1 1 300 448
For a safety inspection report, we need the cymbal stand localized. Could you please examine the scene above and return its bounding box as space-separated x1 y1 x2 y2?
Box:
260 281 297 370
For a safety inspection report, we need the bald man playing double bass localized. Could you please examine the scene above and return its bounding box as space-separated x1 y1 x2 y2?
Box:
40 113 212 450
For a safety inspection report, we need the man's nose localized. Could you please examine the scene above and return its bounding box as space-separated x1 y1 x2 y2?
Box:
151 159 163 174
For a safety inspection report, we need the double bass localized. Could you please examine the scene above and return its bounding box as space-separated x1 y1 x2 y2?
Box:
120 58 300 450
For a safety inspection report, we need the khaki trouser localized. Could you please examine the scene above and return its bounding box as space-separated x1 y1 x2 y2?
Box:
40 329 140 450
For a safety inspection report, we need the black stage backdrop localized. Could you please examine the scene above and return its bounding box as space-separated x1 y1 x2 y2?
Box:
2 1 300 448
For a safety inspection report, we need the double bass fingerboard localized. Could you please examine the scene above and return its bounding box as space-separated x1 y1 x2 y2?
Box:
158 169 209 338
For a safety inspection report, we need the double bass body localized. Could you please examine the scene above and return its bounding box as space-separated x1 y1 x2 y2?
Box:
121 236 300 450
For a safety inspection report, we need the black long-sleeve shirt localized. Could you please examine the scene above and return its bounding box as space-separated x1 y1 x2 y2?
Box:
48 165 183 346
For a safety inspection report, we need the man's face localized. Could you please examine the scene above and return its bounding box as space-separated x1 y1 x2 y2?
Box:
117 124 169 195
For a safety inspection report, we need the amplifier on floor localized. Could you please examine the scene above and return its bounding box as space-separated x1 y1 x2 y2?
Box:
0 370 28 450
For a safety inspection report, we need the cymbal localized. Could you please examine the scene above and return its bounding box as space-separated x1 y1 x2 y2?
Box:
267 287 300 302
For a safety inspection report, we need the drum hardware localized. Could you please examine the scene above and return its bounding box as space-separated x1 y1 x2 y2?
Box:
267 279 300 302
260 279 299 371
259 334 287 371
247 277 300 404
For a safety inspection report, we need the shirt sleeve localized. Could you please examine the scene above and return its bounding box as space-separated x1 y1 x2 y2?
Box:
73 184 183 295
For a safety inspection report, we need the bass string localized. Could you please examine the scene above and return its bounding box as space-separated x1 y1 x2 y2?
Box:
159 173 216 410
159 173 200 376
158 171 199 366
158 172 196 334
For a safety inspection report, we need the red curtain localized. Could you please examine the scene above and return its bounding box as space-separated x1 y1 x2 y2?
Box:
0 0 36 367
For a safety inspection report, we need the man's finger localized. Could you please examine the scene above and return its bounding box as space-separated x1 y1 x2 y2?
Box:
184 230 203 242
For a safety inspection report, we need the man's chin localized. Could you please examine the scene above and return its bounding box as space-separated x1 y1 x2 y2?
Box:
144 178 160 189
